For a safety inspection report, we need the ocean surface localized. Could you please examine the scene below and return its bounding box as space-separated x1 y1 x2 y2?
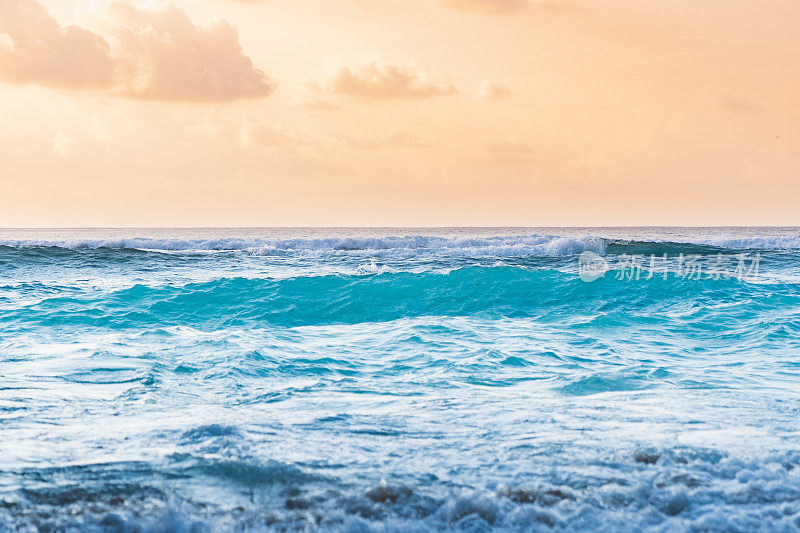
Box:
1 227 800 532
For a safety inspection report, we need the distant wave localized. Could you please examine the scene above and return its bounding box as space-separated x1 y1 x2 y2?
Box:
0 235 607 256
0 233 799 255
606 236 800 255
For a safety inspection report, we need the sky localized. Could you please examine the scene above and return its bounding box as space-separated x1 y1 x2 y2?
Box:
0 0 798 227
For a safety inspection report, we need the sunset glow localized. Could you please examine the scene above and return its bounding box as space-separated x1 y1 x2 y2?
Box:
1 0 798 226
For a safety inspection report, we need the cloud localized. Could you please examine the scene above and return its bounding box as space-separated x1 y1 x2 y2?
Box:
476 81 513 101
442 0 528 12
295 82 340 110
52 132 77 157
485 136 531 154
478 136 535 165
0 0 273 101
300 94 339 110
344 129 430 149
322 58 456 101
179 114 305 148
0 0 116 89
240 119 305 147
717 94 763 113
442 0 576 13
110 3 274 101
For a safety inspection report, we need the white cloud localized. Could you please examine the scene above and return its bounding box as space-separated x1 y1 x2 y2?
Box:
240 119 304 147
0 0 274 101
0 0 116 89
442 0 576 13
110 3 274 101
476 81 513 101
321 58 456 101
344 129 430 149
0 33 14 51
442 0 529 13
52 132 77 157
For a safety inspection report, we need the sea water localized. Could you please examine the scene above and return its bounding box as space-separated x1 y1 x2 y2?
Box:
1 227 800 531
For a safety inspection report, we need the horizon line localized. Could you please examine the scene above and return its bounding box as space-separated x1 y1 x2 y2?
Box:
1 225 799 231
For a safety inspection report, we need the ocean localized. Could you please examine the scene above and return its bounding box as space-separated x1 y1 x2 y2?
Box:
1 227 799 531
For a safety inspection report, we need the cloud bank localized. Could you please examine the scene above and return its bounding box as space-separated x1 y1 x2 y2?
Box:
111 3 273 101
0 0 116 89
0 0 273 101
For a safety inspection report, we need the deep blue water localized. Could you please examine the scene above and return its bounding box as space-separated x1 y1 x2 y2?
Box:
1 227 800 532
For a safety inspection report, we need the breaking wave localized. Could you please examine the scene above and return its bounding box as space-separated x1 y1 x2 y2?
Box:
1 233 799 259
0 234 608 256
3 435 800 532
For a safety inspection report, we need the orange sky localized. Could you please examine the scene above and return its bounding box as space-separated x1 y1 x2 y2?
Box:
1 0 798 226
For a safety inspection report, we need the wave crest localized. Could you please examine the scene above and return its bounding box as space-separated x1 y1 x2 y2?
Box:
0 234 608 256
2 231 799 256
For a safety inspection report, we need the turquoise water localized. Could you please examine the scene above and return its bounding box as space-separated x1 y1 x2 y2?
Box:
1 227 800 531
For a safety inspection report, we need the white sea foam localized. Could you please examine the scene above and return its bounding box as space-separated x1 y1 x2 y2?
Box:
4 450 800 532
1 231 799 254
692 235 800 250
0 234 609 256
